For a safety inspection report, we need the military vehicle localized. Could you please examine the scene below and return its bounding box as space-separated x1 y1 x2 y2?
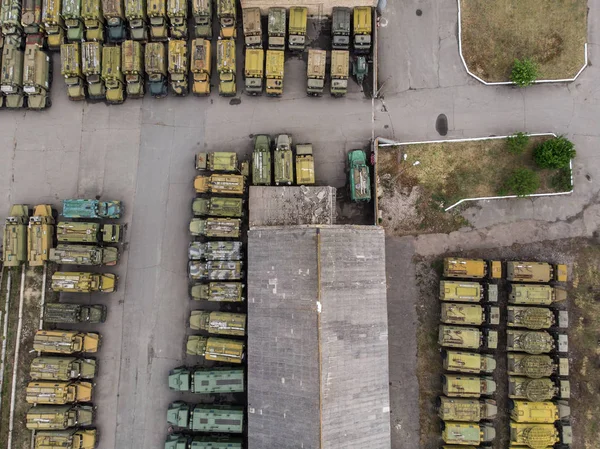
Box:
3 204 29 267
166 0 186 38
439 281 489 303
119 40 143 97
30 357 97 380
102 44 124 103
242 7 261 47
190 282 244 302
191 38 210 95
437 397 497 421
147 0 167 40
26 380 93 404
1 0 23 35
352 54 368 85
26 404 95 430
43 0 65 49
190 311 246 336
189 241 242 261
240 152 250 177
145 41 167 97
175 435 243 449
21 0 45 36
443 257 503 279
186 336 244 363
244 47 263 95
330 49 348 97
442 374 496 398
217 0 235 38
306 49 326 96
192 197 243 218
509 422 571 448
288 6 306 51
438 325 498 350
353 6 371 54
34 429 98 449
442 350 496 374
1 43 25 108
62 199 122 219
57 221 122 243
348 149 371 201
189 260 243 281
441 303 500 326
82 41 105 99
23 43 51 109
60 43 86 100
274 133 293 185
508 306 568 330
192 0 210 38
295 144 315 185
168 402 244 433
27 204 55 265
82 0 104 41
267 7 285 50
44 303 107 323
331 7 350 49
507 353 569 378
506 261 568 283
102 0 125 41
168 366 244 393
507 329 568 354
217 38 236 96
194 174 245 195
252 134 271 185
441 422 495 446
195 151 238 171
51 271 117 293
189 218 241 238
164 434 190 449
167 39 187 95
33 329 100 354
124 0 147 40
509 376 569 401
265 49 283 96
62 0 83 41
508 284 567 305
510 400 570 423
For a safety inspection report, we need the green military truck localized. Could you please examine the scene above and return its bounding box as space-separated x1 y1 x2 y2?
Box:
288 6 306 51
168 402 244 433
190 282 244 302
265 49 283 96
353 6 371 54
267 7 285 50
3 204 30 267
194 174 245 195
167 0 187 38
252 134 271 185
27 204 55 266
122 39 144 97
242 7 261 47
82 0 104 41
43 0 65 50
168 39 188 95
348 149 371 201
166 435 242 449
442 350 496 374
147 0 167 40
195 151 238 171
125 0 147 40
82 41 105 100
188 260 243 281
1 43 25 108
189 311 246 336
442 374 496 398
30 357 97 380
186 336 245 363
217 38 236 96
145 41 167 97
102 0 126 41
169 367 244 393
189 241 243 261
26 380 93 404
23 43 51 109
52 271 117 293
57 221 122 243
439 325 498 350
102 44 124 103
295 144 315 185
189 218 241 238
307 49 326 96
192 197 243 217
192 0 211 38
274 133 293 185
331 7 350 49
26 404 95 430
44 303 107 323
34 430 98 449
191 38 211 95
62 0 83 41
437 397 497 421
330 49 348 97
33 329 101 354
217 0 235 38
244 47 263 95
61 43 86 100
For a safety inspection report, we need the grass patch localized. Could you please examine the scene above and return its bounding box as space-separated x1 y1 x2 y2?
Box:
460 0 587 82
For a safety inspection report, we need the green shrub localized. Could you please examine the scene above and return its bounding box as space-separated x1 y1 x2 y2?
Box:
552 167 573 191
533 136 576 168
511 58 538 87
506 132 530 154
503 168 540 197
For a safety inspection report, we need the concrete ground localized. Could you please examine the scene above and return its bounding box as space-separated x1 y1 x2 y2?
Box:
0 0 599 448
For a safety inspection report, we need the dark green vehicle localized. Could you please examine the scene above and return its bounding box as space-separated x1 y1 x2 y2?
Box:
348 149 371 202
252 134 272 185
44 303 107 323
190 282 244 302
168 366 244 393
192 197 243 217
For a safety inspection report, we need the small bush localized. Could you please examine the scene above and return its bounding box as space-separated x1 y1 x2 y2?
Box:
552 167 573 191
503 168 540 197
534 136 576 168
506 132 530 154
511 58 538 87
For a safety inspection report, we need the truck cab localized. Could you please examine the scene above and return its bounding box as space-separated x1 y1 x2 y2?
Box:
145 41 167 97
147 0 167 40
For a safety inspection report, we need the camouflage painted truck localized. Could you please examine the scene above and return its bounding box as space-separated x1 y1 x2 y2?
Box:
506 260 568 283
330 49 348 97
509 284 567 305
102 0 126 42
188 260 243 281
33 329 101 354
186 336 244 363
147 0 167 40
440 303 500 326
192 197 243 217
145 41 167 97
509 422 572 448
61 43 86 100
507 329 568 354
82 41 105 99
442 350 496 374
168 367 244 393
1 0 23 36
508 305 568 330
441 422 495 446
217 38 236 96
296 144 315 185
26 404 95 430
443 257 503 280
57 221 122 243
267 7 285 50
331 6 350 50
442 374 496 398
62 199 122 219
353 6 371 54
217 0 235 38
166 435 242 449
507 353 569 378
27 204 55 265
190 282 244 302
102 44 125 103
274 133 293 185
3 204 29 267
510 399 570 423
21 0 45 39
288 6 306 51
192 0 210 38
509 376 570 401
62 0 83 41
168 402 244 433
1 43 25 108
43 0 65 49
51 271 117 293
30 356 97 380
23 43 51 109
265 49 283 96
189 218 241 238
189 311 246 336
34 430 98 449
252 134 271 185
242 7 261 47
307 48 325 96
122 39 144 97
194 174 245 195
348 149 371 201
82 0 104 41
167 39 187 95
437 397 497 421
195 151 238 171
167 0 186 38
44 303 107 323
26 380 93 404
191 38 210 95
438 325 498 350
244 47 263 95
189 241 242 260
125 0 147 40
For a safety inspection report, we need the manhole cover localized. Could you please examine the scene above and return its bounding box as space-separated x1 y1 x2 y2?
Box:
416 9 422 16
229 98 241 106
436 114 448 136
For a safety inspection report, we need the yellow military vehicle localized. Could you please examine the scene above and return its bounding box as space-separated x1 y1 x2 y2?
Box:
33 329 100 354
217 0 235 38
186 336 244 363
191 38 210 95
42 0 65 49
145 41 167 97
30 357 97 380
267 7 285 50
441 303 499 326
509 423 565 448
122 39 144 97
295 144 315 185
442 374 496 398
195 151 238 171
168 39 188 95
443 257 502 279
60 43 86 100
509 376 568 401
51 271 117 293
217 38 236 96
507 306 567 330
27 204 55 266
508 284 567 305
242 7 261 47
306 48 325 96
82 41 105 99
507 353 569 378
441 422 495 446
330 49 348 97
265 49 283 96
442 350 496 374
438 396 497 421
288 6 307 51
1 43 25 108
167 0 186 38
510 400 570 424
147 0 167 40
102 44 124 103
3 204 30 267
26 380 94 404
439 280 488 303
506 261 567 283
82 0 104 40
352 6 371 54
26 404 95 430
189 311 246 336
244 47 263 95
438 325 498 350
192 0 211 38
507 329 568 354
23 43 51 109
194 174 244 195
125 0 148 40
62 0 84 42
101 0 126 42
34 429 98 449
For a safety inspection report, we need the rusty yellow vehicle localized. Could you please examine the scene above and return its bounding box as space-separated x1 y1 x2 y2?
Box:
122 39 144 97
51 271 117 293
26 380 94 404
191 38 210 95
33 330 100 354
60 43 86 100
186 336 244 363
443 257 502 279
82 0 104 40
168 39 188 95
42 0 66 49
3 204 30 267
506 261 567 283
82 41 105 99
27 204 55 266
102 44 124 103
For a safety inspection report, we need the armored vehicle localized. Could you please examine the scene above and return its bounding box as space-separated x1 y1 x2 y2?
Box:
439 281 491 303
191 38 210 95
168 366 244 393
60 43 86 100
33 329 100 354
508 376 568 401
507 330 567 354
125 0 147 40
30 357 97 380
331 7 350 49
441 303 500 326
217 38 235 96
195 151 238 171
252 134 271 185
244 47 263 95
189 311 246 336
188 260 243 281
62 0 83 41
82 0 104 41
121 39 144 97
242 7 261 47
439 325 498 350
26 404 95 430
26 380 93 404
217 0 234 38
57 221 122 243
442 374 496 398
508 306 567 329
34 429 98 449
50 244 118 266
27 204 55 266
189 241 242 261
509 284 567 305
190 282 244 302
348 149 371 201
509 423 569 448
62 199 122 219
1 0 23 35
192 0 210 38
441 422 495 446
21 0 45 36
194 174 245 195
82 41 105 99
166 0 187 38
438 397 497 421
51 271 117 293
186 336 244 363
1 43 24 108
510 400 570 423
189 218 241 238
508 353 569 378
23 43 51 109
191 436 243 449
267 7 285 50
43 0 65 49
330 49 348 97
443 257 503 279
147 0 167 40
145 41 167 97
3 204 29 267
296 144 315 185
165 434 190 449
506 261 568 283
167 39 187 95
265 49 283 96
44 303 107 323
102 44 124 103
274 133 293 185
353 6 371 54
442 350 496 374
288 6 306 51
168 402 244 433
307 49 326 96
102 0 125 41
352 54 368 85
